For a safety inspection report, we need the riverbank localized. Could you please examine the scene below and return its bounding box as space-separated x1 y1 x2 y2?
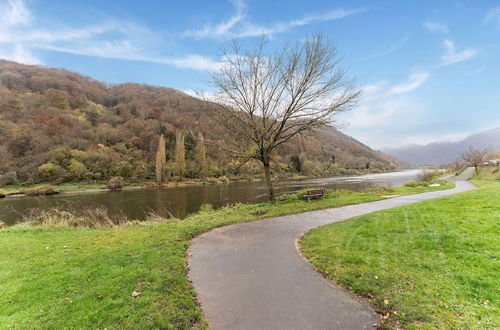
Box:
0 178 265 197
300 176 499 328
0 168 420 197
0 181 452 328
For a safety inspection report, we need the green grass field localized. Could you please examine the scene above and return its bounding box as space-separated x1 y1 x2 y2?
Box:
301 179 499 329
0 182 453 328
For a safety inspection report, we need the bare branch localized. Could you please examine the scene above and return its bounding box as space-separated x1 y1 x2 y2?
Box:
208 33 360 201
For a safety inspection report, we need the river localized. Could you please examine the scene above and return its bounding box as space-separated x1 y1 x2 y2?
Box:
0 170 424 226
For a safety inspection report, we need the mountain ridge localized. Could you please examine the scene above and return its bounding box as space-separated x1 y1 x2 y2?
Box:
0 59 409 184
383 128 500 165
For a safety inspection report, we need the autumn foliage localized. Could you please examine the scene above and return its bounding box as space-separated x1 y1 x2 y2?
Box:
0 60 401 186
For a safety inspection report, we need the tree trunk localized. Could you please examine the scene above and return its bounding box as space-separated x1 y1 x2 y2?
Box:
263 162 275 202
475 165 478 174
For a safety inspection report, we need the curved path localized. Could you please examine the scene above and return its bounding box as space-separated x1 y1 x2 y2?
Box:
188 178 476 329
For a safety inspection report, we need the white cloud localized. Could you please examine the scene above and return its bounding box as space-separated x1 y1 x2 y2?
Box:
0 44 41 64
387 72 428 95
339 72 430 148
485 6 500 27
184 1 366 39
440 39 478 66
423 21 449 34
0 0 31 27
166 54 222 71
0 0 221 71
184 0 247 38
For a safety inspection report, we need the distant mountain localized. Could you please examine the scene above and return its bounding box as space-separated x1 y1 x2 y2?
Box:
383 128 500 165
0 60 407 184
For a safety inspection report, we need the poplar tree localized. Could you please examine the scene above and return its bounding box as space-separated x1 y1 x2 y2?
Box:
175 131 186 179
155 134 166 185
196 132 207 179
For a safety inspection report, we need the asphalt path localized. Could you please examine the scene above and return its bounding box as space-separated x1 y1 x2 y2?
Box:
188 176 476 329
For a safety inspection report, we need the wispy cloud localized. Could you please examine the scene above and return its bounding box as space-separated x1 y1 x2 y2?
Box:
184 0 366 39
184 0 247 39
341 72 430 136
388 72 429 95
440 39 478 66
0 0 221 71
0 0 31 27
485 6 500 28
423 21 449 34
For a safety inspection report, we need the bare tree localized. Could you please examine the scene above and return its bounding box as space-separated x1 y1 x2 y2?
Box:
461 146 487 174
209 34 360 201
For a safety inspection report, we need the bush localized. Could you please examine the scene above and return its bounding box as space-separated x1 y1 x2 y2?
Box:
0 189 5 198
108 176 124 190
0 220 5 229
206 177 218 184
67 159 87 180
36 163 66 182
422 170 439 182
0 171 17 187
22 185 56 196
218 176 229 183
115 161 134 178
404 180 418 187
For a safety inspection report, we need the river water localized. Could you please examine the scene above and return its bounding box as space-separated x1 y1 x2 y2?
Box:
0 170 424 226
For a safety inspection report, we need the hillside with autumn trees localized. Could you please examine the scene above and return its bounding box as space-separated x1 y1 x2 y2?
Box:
0 60 409 186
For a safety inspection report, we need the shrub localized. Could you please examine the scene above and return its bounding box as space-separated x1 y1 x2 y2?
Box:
0 171 17 187
404 180 418 187
108 176 124 190
115 161 134 178
68 159 87 180
422 169 439 182
206 177 218 184
0 220 5 229
36 163 66 182
0 189 5 198
218 176 229 183
22 185 56 196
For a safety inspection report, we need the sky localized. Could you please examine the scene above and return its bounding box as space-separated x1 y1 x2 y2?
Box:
1 0 499 149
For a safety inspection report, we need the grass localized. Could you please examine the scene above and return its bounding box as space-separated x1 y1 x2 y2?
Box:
21 185 57 196
0 182 453 328
474 166 500 180
2 182 108 195
300 180 499 329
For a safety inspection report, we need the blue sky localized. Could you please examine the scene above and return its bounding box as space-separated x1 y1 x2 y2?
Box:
1 0 499 149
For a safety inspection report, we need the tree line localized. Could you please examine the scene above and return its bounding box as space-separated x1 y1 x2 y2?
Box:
0 58 400 188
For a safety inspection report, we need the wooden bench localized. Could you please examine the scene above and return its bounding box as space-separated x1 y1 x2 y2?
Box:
302 189 325 200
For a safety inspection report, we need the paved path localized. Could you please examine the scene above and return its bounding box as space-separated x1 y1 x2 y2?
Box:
188 180 476 330
448 167 476 181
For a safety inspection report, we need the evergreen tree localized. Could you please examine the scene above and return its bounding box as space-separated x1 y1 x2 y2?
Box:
155 134 166 185
175 131 186 179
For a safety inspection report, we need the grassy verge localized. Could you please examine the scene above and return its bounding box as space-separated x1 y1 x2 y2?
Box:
300 180 499 329
474 166 500 180
2 182 109 195
0 182 454 328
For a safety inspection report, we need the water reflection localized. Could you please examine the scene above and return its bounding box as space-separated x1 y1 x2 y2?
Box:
0 170 423 225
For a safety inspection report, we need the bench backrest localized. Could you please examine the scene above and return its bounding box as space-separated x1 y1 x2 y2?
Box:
306 189 324 195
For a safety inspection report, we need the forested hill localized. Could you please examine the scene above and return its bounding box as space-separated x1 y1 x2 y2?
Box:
0 60 407 185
